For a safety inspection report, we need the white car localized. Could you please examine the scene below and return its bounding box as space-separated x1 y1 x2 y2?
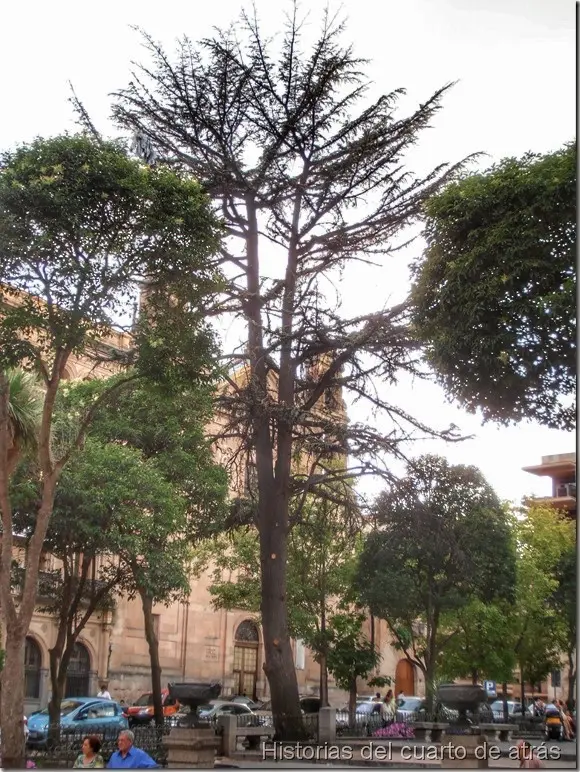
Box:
489 700 533 720
197 701 269 726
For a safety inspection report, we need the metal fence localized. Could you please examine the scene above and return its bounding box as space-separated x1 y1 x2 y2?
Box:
234 712 318 742
333 710 546 740
26 725 168 769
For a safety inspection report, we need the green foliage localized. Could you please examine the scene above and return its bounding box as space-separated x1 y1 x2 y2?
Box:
411 143 576 430
368 675 393 689
324 611 380 693
552 545 576 658
438 600 516 684
509 503 575 687
54 375 229 541
200 486 368 698
4 369 42 450
355 455 516 696
203 491 362 642
0 133 222 372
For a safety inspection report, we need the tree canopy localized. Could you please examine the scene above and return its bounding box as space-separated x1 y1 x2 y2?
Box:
0 133 222 766
509 503 575 706
355 454 516 705
411 143 576 430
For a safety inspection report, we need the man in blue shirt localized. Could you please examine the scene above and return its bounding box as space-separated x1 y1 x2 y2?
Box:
107 729 158 768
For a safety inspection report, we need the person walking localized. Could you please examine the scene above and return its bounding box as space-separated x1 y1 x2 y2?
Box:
73 736 105 768
107 730 158 769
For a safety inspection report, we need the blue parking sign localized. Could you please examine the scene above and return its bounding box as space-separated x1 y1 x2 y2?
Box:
484 680 496 696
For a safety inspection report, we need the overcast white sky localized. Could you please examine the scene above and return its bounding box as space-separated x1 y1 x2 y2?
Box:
2 0 575 503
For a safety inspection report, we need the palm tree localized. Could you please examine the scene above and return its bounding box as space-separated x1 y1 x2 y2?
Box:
2 368 42 475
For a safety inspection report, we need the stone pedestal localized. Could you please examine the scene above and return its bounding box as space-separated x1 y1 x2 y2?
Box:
441 728 487 769
164 725 221 769
318 708 336 744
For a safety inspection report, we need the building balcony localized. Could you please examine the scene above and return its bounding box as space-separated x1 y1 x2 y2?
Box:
12 567 116 609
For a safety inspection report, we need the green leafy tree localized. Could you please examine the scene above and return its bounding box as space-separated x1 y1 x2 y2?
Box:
324 611 380 723
12 439 186 734
0 133 221 766
509 503 575 708
411 144 576 430
355 455 516 710
438 599 516 686
552 546 576 707
111 8 468 735
2 370 42 476
72 376 228 724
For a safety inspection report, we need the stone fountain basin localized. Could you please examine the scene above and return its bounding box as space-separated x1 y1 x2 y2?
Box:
436 683 487 713
168 681 222 712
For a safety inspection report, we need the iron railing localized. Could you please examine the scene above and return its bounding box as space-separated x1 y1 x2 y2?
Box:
12 568 115 609
26 724 168 768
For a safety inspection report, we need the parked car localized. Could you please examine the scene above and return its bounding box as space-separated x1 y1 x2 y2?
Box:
395 696 459 723
257 697 321 715
125 689 180 727
228 695 263 711
336 701 382 735
27 698 128 748
489 700 533 722
197 701 269 726
395 696 427 722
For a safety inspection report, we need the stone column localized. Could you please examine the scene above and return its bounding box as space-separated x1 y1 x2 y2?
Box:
441 728 488 769
164 725 221 769
318 708 336 744
38 668 50 710
217 714 237 757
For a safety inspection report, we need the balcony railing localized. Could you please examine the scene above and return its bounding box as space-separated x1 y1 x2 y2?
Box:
12 567 115 609
556 483 576 499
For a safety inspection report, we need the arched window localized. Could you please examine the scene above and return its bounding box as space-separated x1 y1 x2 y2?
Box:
233 620 260 699
235 620 259 644
24 637 42 699
65 642 91 697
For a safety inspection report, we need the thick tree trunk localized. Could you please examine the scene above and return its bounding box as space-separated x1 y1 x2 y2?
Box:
471 669 479 685
502 682 509 723
48 636 76 745
319 609 329 708
319 652 329 709
348 678 357 729
424 621 438 715
245 200 303 738
519 665 525 712
140 591 163 726
1 627 26 768
259 497 304 738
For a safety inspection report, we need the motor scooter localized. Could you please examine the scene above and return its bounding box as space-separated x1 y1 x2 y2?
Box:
544 705 564 740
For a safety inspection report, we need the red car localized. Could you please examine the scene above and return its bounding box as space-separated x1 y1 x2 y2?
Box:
125 689 179 726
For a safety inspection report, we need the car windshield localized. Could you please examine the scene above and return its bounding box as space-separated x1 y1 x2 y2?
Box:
197 704 213 713
38 700 82 717
399 698 423 711
135 693 153 707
